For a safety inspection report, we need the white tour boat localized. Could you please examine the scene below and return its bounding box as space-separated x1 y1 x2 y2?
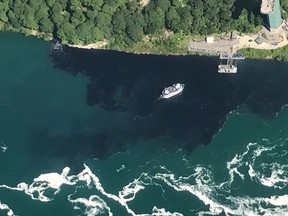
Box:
160 83 185 99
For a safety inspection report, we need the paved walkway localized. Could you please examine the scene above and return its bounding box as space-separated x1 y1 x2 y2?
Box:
188 38 238 55
236 33 288 51
188 22 288 54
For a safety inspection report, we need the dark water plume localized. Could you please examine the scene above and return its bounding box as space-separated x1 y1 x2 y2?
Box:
49 45 288 162
2 32 288 216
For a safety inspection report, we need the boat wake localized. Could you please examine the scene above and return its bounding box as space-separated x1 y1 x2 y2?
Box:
0 141 7 153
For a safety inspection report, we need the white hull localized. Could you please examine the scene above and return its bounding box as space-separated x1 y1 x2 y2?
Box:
160 84 184 99
218 66 237 73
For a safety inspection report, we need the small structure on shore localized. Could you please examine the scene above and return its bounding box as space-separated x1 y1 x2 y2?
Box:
231 31 239 39
206 37 214 43
255 36 266 44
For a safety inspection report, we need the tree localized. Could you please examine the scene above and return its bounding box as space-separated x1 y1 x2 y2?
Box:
177 6 193 33
126 22 143 42
28 0 41 11
171 0 181 7
70 9 86 26
95 11 112 37
144 6 165 34
236 9 254 32
0 0 266 50
57 21 77 43
102 4 114 15
0 12 8 23
76 21 93 43
51 11 64 27
133 13 145 27
165 6 180 32
35 6 49 24
86 9 98 21
155 0 171 12
51 1 65 13
11 0 25 20
126 1 139 11
7 10 21 28
22 5 38 29
46 0 56 7
91 26 104 41
39 17 54 33
68 0 80 10
254 15 263 26
22 14 38 29
190 0 204 17
112 10 126 34
0 21 5 30
81 0 92 7
91 0 104 10
282 0 288 19
104 0 117 7
219 8 232 22
0 2 9 23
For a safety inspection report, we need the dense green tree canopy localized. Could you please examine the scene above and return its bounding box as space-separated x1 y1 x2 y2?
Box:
0 0 265 46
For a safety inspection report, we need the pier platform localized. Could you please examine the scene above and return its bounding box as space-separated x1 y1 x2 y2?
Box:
218 53 245 73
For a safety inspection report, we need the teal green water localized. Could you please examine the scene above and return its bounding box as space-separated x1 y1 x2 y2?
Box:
0 32 92 181
1 32 288 216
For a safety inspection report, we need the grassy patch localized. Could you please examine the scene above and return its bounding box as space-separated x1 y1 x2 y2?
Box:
109 32 193 55
238 45 288 61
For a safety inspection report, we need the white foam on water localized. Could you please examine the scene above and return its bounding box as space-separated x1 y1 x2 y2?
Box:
224 141 288 190
153 168 235 216
227 142 272 180
118 178 145 202
75 164 184 216
251 163 288 189
116 164 126 172
0 201 17 216
266 194 288 206
223 196 288 216
241 141 288 190
76 164 138 215
68 195 112 216
0 167 75 202
2 138 288 216
226 154 245 184
151 206 184 216
152 165 288 216
0 141 7 153
144 138 288 216
51 41 63 52
1 163 185 216
203 140 288 215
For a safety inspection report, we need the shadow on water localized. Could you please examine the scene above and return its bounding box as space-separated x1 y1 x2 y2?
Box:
232 0 261 18
36 44 288 171
30 128 126 172
235 60 288 118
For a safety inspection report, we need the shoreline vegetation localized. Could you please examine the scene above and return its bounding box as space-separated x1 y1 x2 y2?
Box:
1 0 288 60
239 45 288 61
